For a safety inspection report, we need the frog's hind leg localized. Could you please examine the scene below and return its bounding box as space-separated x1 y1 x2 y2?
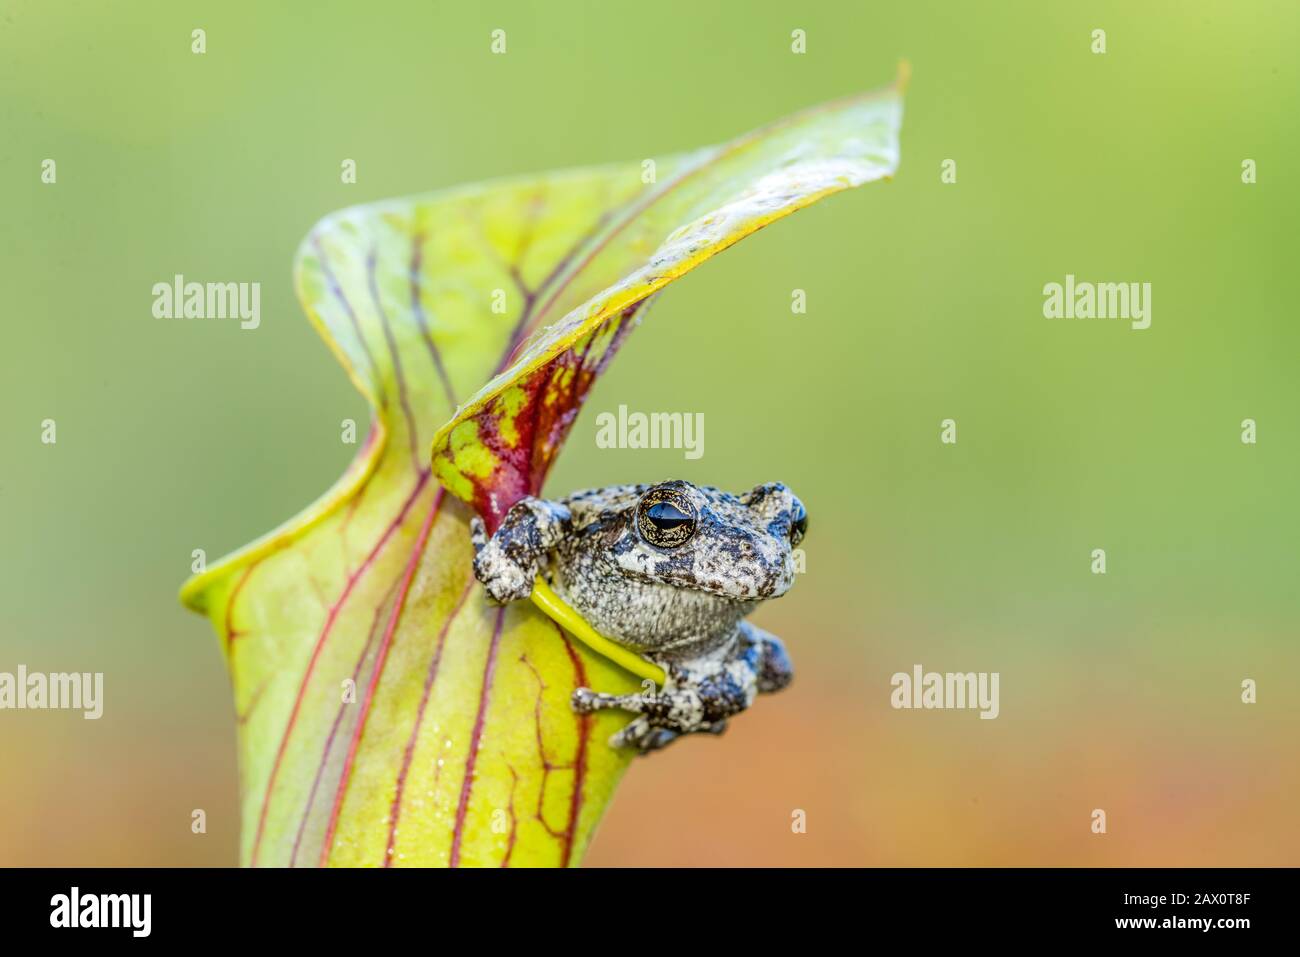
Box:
741 622 794 693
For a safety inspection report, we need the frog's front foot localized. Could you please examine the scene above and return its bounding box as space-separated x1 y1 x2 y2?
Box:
570 685 686 753
571 686 653 717
469 498 571 604
570 687 666 750
571 675 741 753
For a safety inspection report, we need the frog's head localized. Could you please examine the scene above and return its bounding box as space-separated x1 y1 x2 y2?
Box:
610 479 806 602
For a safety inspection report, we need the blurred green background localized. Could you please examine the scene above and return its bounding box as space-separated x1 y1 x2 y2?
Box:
2 0 1297 865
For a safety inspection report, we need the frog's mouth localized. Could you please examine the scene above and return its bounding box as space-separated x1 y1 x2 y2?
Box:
611 564 759 600
641 548 796 601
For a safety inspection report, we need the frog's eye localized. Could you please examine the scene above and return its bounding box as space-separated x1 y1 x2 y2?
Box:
790 500 808 546
636 492 698 548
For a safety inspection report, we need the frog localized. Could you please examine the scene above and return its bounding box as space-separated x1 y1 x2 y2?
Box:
469 479 805 753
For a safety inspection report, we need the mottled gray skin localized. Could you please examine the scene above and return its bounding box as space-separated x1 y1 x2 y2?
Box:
469 479 804 753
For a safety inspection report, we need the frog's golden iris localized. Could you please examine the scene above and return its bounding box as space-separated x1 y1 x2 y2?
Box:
636 487 698 548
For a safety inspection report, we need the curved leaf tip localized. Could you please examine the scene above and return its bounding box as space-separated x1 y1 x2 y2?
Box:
432 76 904 530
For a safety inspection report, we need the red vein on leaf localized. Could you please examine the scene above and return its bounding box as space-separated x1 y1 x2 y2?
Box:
519 654 572 843
512 167 698 351
222 565 255 652
305 572 334 613
337 426 380 566
236 675 273 727
509 190 545 271
557 627 591 868
248 469 431 867
339 477 367 534
497 207 620 371
514 634 592 868
312 233 388 408
515 639 587 867
288 575 400 867
408 232 458 410
317 487 447 867
367 247 422 471
448 605 506 867
500 765 519 868
592 299 646 378
382 576 475 866
471 207 541 339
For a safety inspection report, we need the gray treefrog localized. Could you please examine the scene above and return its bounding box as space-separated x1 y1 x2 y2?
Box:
469 479 804 753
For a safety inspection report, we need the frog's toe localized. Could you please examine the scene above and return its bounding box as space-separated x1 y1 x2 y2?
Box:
469 516 488 552
636 728 680 753
610 717 681 753
571 687 599 714
473 560 533 604
609 716 651 750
